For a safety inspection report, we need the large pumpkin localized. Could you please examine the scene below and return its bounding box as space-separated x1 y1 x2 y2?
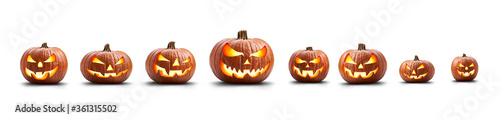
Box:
146 41 196 83
288 47 329 82
338 43 387 84
209 30 274 84
20 43 68 84
80 44 133 84
451 53 478 81
399 55 435 83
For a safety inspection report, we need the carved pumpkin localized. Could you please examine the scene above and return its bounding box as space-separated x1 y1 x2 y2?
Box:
338 43 387 84
399 55 435 83
451 53 478 81
288 47 329 82
146 41 196 83
209 30 274 84
20 43 68 84
80 44 133 84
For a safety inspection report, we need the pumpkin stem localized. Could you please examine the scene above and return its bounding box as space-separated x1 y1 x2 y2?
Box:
237 30 248 40
40 43 49 48
463 53 467 57
357 43 366 51
103 44 112 52
306 47 313 51
167 41 176 49
414 55 420 61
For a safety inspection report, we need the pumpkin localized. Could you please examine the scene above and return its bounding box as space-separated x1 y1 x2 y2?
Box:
288 47 329 82
80 44 133 84
145 41 196 83
209 30 274 84
451 53 478 81
399 55 435 83
20 43 68 84
338 43 387 84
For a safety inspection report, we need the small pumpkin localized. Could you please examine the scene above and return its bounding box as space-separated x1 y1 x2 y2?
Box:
399 55 435 83
209 30 274 84
20 43 68 84
80 44 133 84
146 41 196 83
288 47 329 82
451 53 478 81
338 43 387 84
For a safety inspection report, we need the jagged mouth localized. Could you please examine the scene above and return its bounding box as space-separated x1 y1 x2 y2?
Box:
343 67 378 79
293 65 324 78
86 69 128 78
25 66 58 80
403 73 428 79
220 60 270 79
457 69 475 77
154 62 192 77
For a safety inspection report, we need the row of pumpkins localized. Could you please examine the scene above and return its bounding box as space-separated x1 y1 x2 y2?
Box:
20 30 478 84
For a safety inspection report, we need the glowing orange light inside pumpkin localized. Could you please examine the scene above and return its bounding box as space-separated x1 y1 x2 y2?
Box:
183 57 191 63
157 54 169 61
44 54 56 62
365 54 377 64
115 57 125 65
223 43 243 57
310 56 321 63
92 56 104 64
250 46 267 57
295 57 306 63
418 64 425 69
344 54 356 64
27 55 36 63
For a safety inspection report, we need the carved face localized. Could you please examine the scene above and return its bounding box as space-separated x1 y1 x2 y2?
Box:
338 43 387 84
451 54 478 81
20 43 68 84
288 47 329 82
209 30 274 84
146 42 196 84
81 44 133 84
399 56 435 83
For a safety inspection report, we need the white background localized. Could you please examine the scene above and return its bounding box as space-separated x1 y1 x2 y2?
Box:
1 0 500 120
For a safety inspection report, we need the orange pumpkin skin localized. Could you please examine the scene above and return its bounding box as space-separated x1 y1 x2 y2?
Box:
20 43 68 84
451 54 478 81
80 44 133 84
399 56 435 83
288 47 329 82
209 30 274 84
146 42 196 84
338 43 387 84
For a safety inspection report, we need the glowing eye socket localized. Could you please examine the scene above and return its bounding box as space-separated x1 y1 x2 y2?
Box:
365 54 377 64
44 54 56 62
26 55 36 63
310 56 321 63
183 57 191 63
223 43 243 57
115 57 125 65
157 54 170 62
250 46 267 58
418 64 425 69
92 56 104 64
344 54 356 64
458 62 464 67
295 57 306 63
469 63 474 67
405 64 410 69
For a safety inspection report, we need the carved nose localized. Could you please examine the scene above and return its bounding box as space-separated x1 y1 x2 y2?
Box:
244 59 251 65
173 58 180 66
107 65 114 71
306 64 310 68
412 70 416 75
38 62 43 68
465 67 468 70
358 64 363 69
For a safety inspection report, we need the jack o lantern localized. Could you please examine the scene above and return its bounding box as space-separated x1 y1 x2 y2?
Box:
399 55 435 83
146 41 196 83
80 44 133 84
209 30 274 84
338 43 387 84
451 53 478 81
288 47 329 82
20 43 68 84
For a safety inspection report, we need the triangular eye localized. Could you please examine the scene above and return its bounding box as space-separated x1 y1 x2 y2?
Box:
458 62 464 67
309 56 321 63
365 54 377 64
223 43 243 57
92 56 104 64
344 54 356 64
116 57 125 65
26 55 36 63
418 64 425 69
183 57 191 63
250 46 267 58
295 57 305 63
44 54 56 62
157 54 169 62
469 63 474 67
405 64 410 69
